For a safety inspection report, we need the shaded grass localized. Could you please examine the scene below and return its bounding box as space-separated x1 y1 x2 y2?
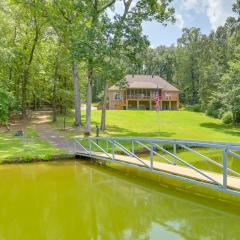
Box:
0 127 66 161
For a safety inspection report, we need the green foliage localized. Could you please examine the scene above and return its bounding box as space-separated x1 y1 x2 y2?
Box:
220 45 240 125
206 96 224 118
129 3 240 119
0 0 239 132
0 87 15 124
222 111 233 124
185 104 202 112
232 88 240 125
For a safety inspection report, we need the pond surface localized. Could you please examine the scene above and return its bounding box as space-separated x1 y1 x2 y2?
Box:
0 160 239 240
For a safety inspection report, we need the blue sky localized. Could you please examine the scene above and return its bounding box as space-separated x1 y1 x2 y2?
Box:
142 0 236 47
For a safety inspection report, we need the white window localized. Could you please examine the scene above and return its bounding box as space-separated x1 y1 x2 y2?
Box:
115 92 121 100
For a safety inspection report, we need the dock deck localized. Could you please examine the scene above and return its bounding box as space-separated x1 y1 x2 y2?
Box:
78 151 240 191
74 137 240 196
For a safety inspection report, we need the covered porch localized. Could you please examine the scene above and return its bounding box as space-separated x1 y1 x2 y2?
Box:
126 100 179 110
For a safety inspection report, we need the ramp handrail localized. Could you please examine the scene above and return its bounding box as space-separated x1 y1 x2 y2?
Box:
75 137 240 195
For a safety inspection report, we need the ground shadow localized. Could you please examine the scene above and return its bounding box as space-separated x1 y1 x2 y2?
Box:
103 124 174 138
200 122 240 138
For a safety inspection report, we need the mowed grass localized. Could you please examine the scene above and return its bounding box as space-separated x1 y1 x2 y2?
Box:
56 110 240 142
52 110 240 173
0 127 66 161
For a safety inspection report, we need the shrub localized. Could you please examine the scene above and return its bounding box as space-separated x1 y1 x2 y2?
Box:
0 87 15 124
222 111 233 124
185 104 202 112
206 97 224 118
232 88 240 126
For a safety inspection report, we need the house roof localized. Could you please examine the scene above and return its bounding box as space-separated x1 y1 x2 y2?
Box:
108 75 180 91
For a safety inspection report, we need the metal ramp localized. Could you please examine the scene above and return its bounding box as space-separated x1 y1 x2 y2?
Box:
74 137 240 196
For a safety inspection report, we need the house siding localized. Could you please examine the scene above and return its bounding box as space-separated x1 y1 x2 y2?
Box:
108 90 125 110
108 89 180 111
107 75 180 111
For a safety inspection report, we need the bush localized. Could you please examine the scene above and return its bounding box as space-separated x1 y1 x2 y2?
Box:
0 87 15 124
206 98 224 118
185 104 202 112
222 111 233 124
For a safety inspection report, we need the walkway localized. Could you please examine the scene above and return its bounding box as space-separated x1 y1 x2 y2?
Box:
31 111 83 154
78 151 240 191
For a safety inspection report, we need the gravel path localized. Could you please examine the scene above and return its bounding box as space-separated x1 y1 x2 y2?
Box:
32 111 84 154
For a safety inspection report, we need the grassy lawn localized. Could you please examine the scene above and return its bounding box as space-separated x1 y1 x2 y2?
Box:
54 110 240 142
0 127 66 161
52 109 240 173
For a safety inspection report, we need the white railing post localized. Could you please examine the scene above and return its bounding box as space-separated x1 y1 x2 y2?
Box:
89 139 92 157
112 141 115 160
223 148 228 188
150 144 153 169
173 143 177 165
132 140 135 154
106 140 109 153
74 140 77 153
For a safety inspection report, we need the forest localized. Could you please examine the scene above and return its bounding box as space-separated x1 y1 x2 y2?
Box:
0 0 240 134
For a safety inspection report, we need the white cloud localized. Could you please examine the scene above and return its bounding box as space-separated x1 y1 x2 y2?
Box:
175 12 185 29
206 0 234 30
182 0 235 30
183 0 207 12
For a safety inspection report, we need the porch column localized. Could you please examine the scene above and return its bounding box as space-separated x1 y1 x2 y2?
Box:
149 100 152 110
177 101 179 110
126 100 128 110
137 100 139 110
169 101 172 110
160 101 162 110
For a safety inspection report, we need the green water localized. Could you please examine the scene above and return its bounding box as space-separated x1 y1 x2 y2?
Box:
0 161 239 240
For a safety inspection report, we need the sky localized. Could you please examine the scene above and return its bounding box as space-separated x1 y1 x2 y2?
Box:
142 0 236 47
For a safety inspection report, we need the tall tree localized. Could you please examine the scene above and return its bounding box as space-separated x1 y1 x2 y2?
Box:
46 0 88 126
11 0 44 118
84 0 175 134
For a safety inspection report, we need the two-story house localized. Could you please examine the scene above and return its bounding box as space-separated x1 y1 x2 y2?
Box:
108 75 180 110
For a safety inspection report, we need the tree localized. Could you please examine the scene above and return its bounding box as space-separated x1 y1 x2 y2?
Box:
46 0 89 126
220 46 240 125
12 0 45 118
0 87 14 124
84 0 175 134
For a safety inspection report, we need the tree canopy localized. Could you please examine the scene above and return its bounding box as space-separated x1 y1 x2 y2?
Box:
0 0 239 127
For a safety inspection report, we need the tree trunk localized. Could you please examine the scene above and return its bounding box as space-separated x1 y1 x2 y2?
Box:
33 92 37 110
21 68 29 118
21 16 39 118
100 80 108 130
52 64 58 122
72 61 81 126
85 66 93 134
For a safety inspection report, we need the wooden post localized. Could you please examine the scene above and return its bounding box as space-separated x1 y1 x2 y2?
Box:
126 99 128 110
177 101 179 110
149 100 152 110
137 100 139 110
160 101 162 110
169 101 171 110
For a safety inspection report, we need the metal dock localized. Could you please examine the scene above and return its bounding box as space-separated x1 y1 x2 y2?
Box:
74 137 240 196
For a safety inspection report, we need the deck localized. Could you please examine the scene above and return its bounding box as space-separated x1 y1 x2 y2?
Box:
78 151 240 191
74 137 240 196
